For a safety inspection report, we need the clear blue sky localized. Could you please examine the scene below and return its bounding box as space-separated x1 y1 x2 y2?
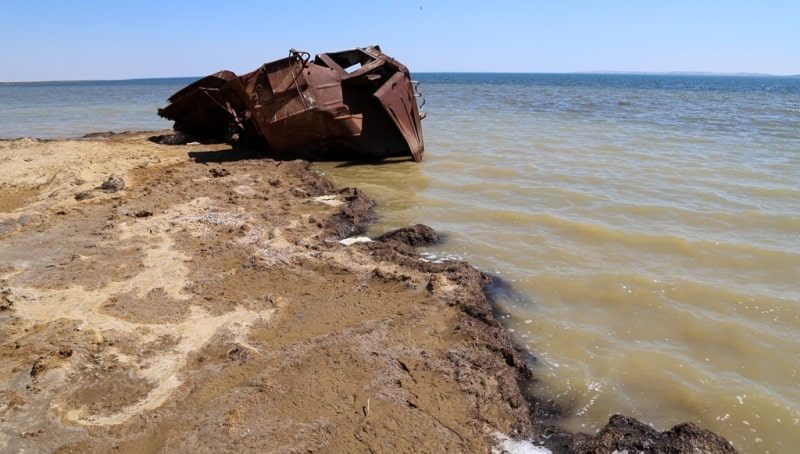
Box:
2 1 798 82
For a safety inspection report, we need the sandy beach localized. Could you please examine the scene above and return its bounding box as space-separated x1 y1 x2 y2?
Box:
0 132 735 452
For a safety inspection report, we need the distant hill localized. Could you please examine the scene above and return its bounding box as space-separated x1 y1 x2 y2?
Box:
580 70 799 77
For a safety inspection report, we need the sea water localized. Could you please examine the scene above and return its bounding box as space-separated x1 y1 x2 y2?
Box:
315 73 800 453
2 73 799 453
0 78 189 138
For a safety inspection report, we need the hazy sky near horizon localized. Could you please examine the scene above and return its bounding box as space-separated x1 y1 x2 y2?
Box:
2 1 798 81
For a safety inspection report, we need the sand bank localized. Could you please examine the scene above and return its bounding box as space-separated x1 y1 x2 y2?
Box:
0 133 735 452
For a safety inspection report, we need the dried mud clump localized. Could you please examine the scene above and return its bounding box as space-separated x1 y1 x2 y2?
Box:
562 414 738 453
374 223 439 247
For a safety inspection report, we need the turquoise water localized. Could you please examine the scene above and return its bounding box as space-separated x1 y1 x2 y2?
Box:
3 73 799 452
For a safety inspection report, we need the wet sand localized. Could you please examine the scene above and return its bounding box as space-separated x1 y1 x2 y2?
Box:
0 132 735 452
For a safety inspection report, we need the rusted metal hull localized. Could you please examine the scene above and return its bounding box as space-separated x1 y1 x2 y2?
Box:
158 46 424 162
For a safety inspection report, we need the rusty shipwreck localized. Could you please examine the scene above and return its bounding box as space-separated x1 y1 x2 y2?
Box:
158 46 425 162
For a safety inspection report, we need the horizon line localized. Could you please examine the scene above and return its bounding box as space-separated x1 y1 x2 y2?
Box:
3 70 799 84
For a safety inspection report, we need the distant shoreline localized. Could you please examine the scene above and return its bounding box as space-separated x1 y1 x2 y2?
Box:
3 71 798 85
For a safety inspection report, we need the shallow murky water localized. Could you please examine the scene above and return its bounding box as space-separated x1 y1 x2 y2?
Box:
313 73 800 453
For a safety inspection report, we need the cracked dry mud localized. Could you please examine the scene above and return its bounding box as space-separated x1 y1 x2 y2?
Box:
0 133 736 453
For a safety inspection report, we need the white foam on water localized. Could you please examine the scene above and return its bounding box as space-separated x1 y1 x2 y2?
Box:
491 432 552 454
